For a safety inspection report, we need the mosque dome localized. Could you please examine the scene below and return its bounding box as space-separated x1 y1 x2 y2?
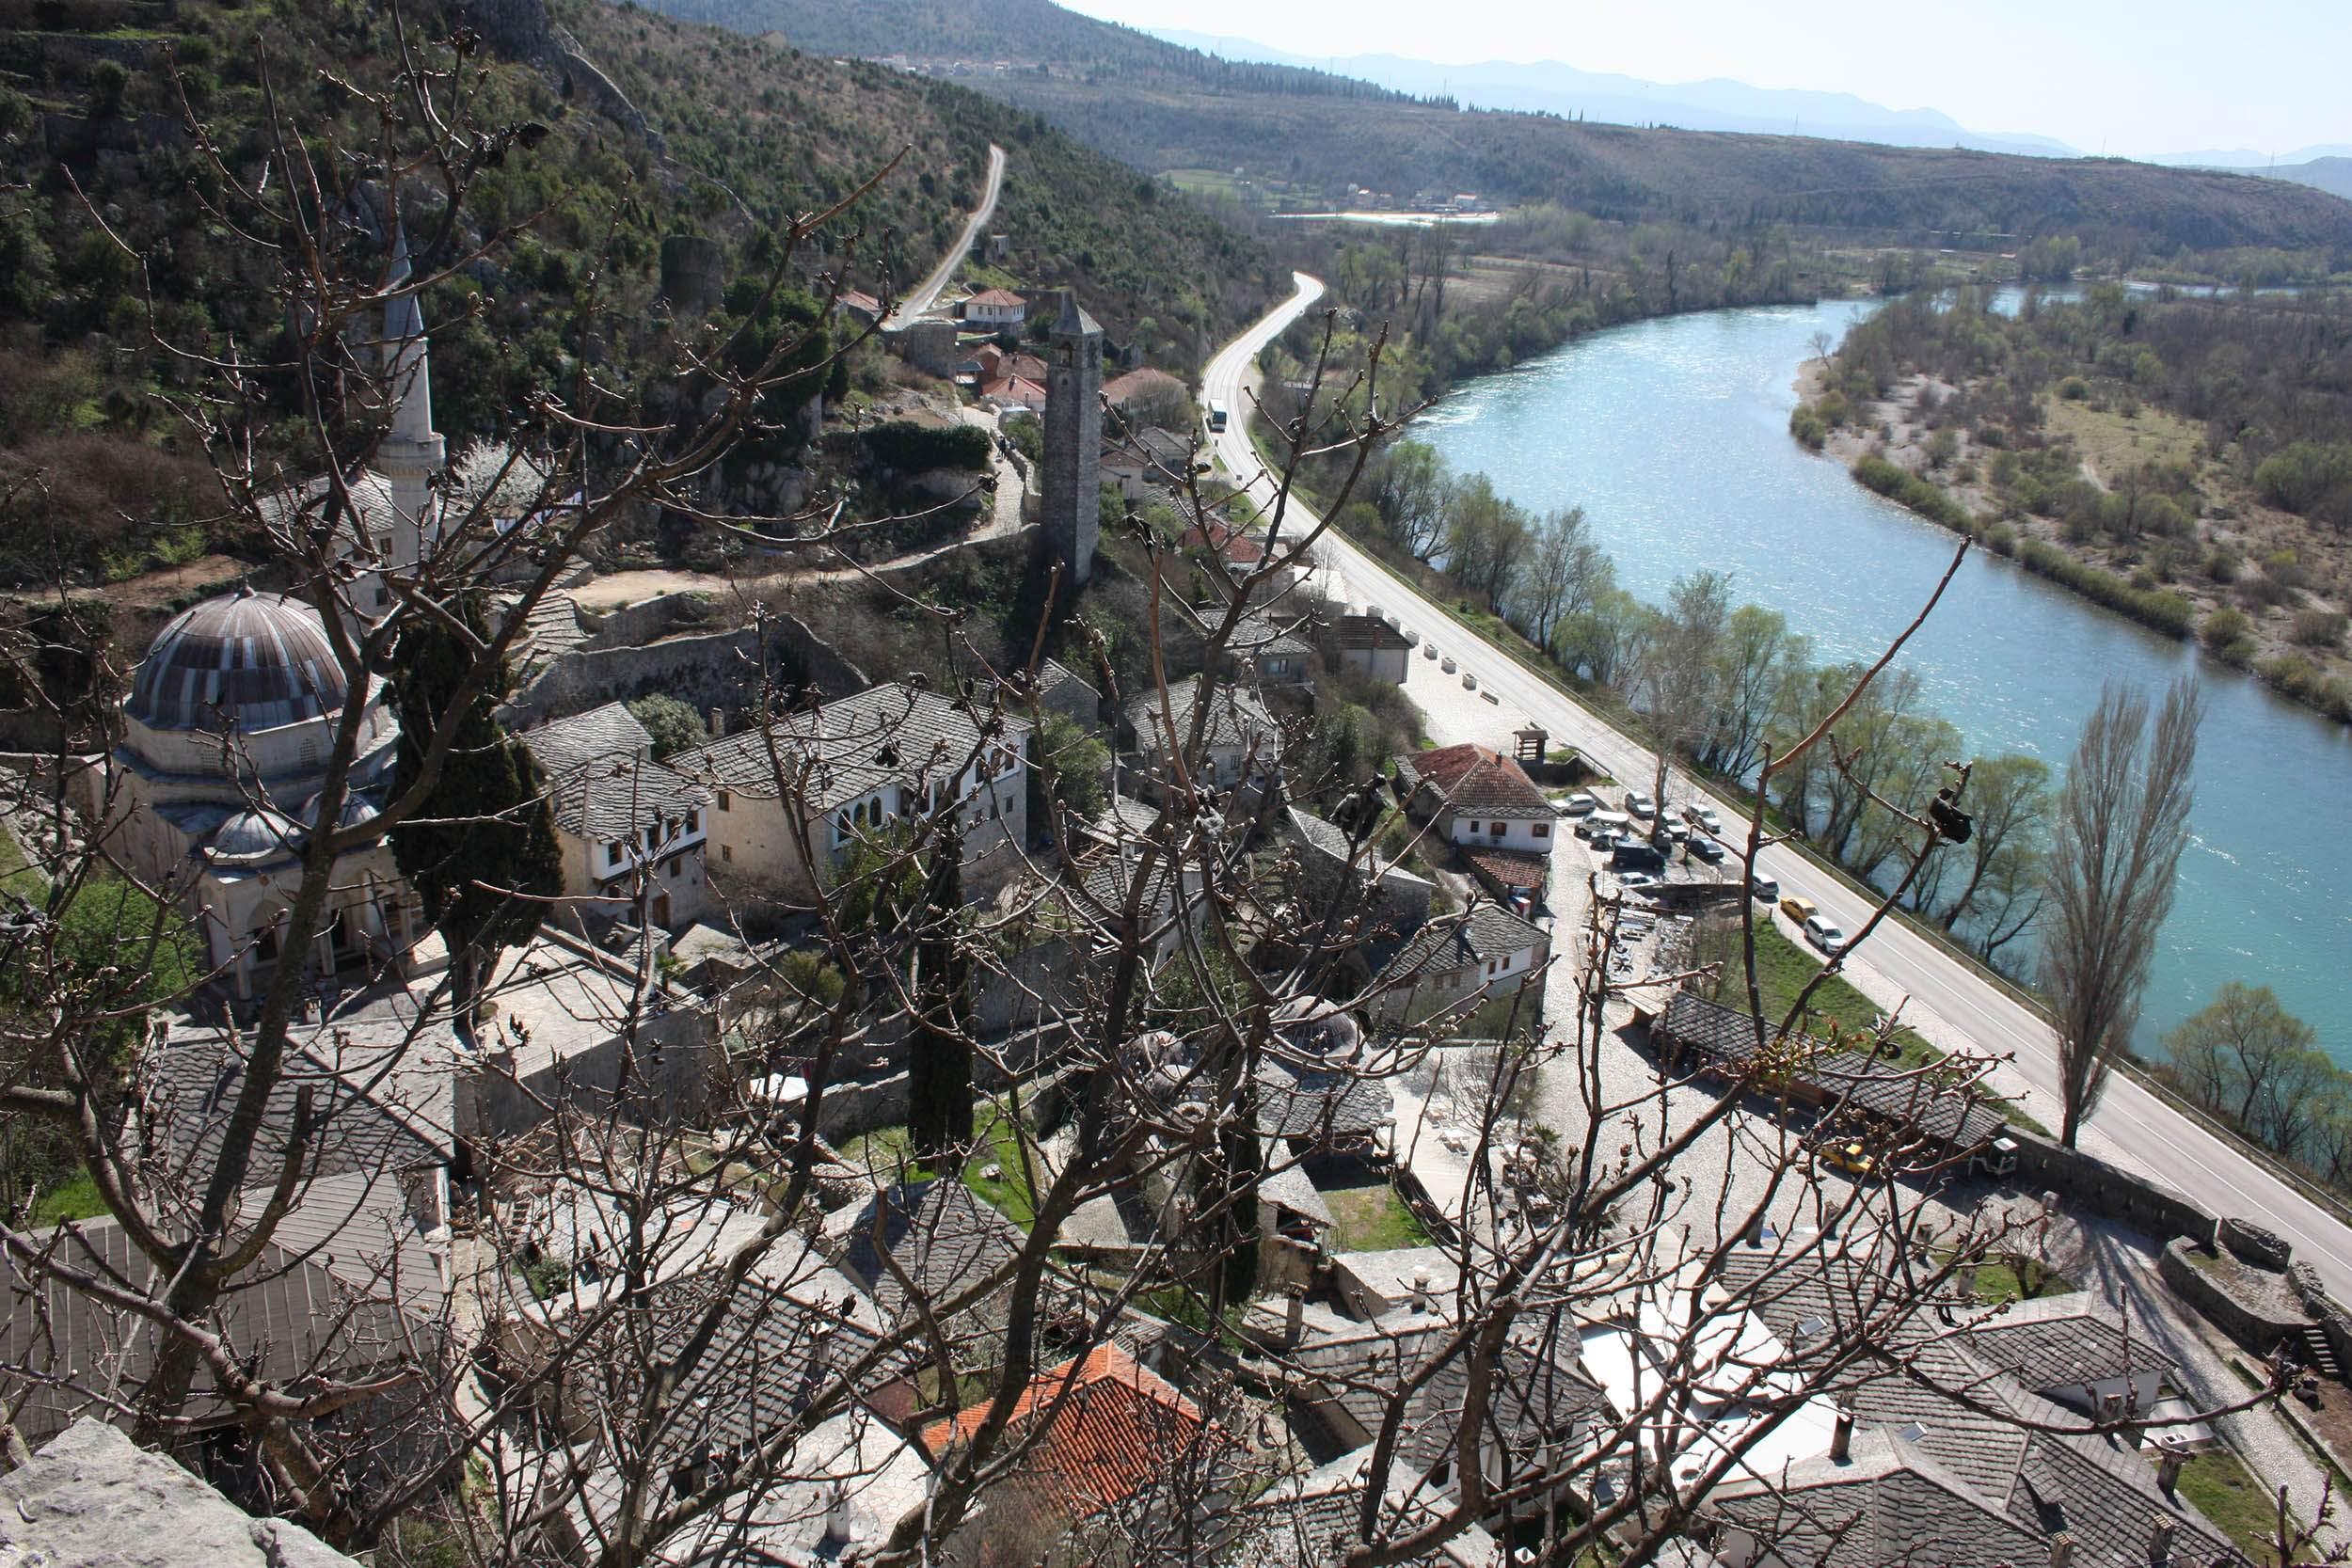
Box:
204 807 306 866
126 588 348 735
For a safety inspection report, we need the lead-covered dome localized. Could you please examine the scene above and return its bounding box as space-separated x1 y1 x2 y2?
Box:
126 588 348 734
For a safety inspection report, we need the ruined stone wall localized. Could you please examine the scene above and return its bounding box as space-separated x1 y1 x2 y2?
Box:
505 605 866 727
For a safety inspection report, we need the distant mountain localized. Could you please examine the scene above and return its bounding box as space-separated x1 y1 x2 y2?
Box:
2150 145 2352 168
1151 32 2081 159
2259 158 2352 203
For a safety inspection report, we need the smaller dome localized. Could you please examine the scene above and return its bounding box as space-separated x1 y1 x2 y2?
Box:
205 808 306 866
297 789 383 834
127 588 348 735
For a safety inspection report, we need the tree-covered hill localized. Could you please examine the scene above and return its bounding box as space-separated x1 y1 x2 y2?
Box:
0 0 1274 582
696 0 2352 264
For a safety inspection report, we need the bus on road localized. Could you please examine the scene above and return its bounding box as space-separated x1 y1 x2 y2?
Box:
1206 400 1229 434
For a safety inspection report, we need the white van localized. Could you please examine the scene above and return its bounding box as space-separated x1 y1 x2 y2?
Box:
1580 810 1632 843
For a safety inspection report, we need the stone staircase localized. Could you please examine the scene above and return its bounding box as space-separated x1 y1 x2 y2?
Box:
2297 1323 2344 1383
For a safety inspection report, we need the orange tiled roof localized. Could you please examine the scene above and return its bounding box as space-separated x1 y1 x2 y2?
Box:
1463 847 1549 890
1401 743 1550 818
922 1342 1207 1513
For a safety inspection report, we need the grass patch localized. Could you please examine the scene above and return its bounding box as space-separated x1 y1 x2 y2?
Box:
0 827 46 900
2043 394 2206 478
2169 1449 2312 1563
836 1101 1041 1230
1707 918 1942 1069
1944 1249 2073 1304
1322 1182 1431 1253
30 1169 108 1226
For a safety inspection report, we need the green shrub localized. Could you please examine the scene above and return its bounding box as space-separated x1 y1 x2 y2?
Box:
1788 405 1827 451
2206 546 2242 584
2200 606 2255 657
2289 609 2348 649
861 420 992 472
2058 376 2090 401
2015 540 2194 639
1852 453 1975 534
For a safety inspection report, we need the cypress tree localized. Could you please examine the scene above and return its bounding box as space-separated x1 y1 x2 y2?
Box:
389 596 564 1027
907 815 975 1163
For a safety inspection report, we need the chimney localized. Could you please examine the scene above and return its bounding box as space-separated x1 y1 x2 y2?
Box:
1829 1406 1854 1464
2155 1436 2186 1497
1284 1286 1306 1346
1409 1267 1434 1314
821 1481 857 1546
2048 1531 2075 1568
2147 1513 2177 1563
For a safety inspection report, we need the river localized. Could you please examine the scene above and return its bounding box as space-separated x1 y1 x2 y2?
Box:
1412 297 2352 1061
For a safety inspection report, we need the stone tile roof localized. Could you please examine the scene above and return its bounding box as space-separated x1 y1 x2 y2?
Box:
1395 744 1552 820
1230 610 1315 661
1375 900 1547 986
922 1341 1206 1516
1338 613 1413 651
823 1179 1024 1329
0 1418 363 1566
518 700 652 780
148 1014 454 1187
1255 1059 1393 1142
1709 1239 2242 1568
541 755 711 843
1959 1291 2178 1396
0 1208 437 1448
1127 673 1278 754
1658 990 2009 1155
672 683 1029 815
1227 1449 1503 1568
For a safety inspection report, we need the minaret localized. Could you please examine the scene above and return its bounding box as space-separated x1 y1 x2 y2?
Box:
373 224 446 604
1041 292 1102 588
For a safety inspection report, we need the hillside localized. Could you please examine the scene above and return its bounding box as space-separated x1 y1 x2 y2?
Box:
690 0 2352 261
0 0 1273 583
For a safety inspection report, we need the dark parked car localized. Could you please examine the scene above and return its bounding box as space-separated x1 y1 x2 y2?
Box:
1611 839 1667 875
1685 834 1726 863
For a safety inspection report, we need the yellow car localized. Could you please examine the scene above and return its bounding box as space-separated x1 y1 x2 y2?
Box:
1779 895 1819 925
1819 1140 1878 1180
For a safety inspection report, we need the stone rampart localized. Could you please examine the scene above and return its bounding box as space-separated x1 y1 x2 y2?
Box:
2159 1237 2309 1357
2007 1130 2219 1249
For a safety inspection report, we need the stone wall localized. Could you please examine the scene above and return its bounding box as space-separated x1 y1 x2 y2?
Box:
2007 1130 2219 1249
2158 1238 2310 1357
505 602 866 727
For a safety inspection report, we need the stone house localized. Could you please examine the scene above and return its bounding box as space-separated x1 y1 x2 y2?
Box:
1336 612 1413 684
1125 674 1281 800
1224 609 1316 686
1368 899 1549 1028
521 703 712 930
1102 424 1196 499
671 683 1033 905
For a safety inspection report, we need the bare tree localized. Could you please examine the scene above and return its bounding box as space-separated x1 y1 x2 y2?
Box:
2041 676 2204 1148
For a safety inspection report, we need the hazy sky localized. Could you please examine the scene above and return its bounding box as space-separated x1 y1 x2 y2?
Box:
1063 0 2346 159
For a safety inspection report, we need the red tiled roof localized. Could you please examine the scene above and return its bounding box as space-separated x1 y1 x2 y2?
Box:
922 1343 1207 1514
1463 847 1549 890
1104 366 1184 405
967 288 1027 308
1401 743 1550 818
982 373 1049 409
1180 520 1264 564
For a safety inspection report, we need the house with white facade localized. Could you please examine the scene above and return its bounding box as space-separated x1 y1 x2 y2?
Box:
1392 742 1557 910
670 683 1032 904
960 287 1027 329
521 703 711 930
1336 612 1413 684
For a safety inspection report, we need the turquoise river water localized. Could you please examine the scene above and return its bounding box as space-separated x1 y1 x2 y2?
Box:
1414 296 2352 1060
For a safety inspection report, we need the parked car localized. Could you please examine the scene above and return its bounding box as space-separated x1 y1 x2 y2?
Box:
1579 810 1632 843
1750 872 1780 902
1615 870 1659 891
1779 895 1818 924
1612 839 1666 875
1624 791 1656 820
1555 791 1598 817
1659 821 1691 846
1682 803 1724 834
1817 1139 1878 1180
1686 834 1726 863
1804 914 1848 957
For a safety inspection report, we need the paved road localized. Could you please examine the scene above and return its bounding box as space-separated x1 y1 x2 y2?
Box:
1204 272 2352 1302
889 143 1007 327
